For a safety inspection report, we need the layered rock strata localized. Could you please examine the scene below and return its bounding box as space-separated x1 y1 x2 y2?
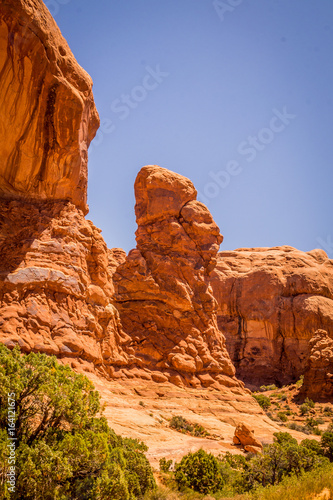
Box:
114 165 242 389
0 0 99 213
210 246 333 388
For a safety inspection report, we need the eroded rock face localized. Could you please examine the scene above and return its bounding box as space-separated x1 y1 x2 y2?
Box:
0 0 99 213
114 165 242 389
0 199 129 375
300 330 333 402
210 247 333 388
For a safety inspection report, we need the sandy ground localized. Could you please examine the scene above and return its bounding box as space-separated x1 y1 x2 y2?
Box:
85 373 313 468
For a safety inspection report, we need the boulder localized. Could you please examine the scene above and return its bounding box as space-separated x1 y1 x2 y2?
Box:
233 423 263 453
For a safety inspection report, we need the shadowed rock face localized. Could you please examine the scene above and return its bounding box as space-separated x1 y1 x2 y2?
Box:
0 0 99 213
210 247 333 388
114 166 242 389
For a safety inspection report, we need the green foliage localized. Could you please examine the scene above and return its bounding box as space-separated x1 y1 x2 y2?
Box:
0 345 155 499
213 431 329 495
259 384 277 392
295 375 304 387
160 458 173 473
305 398 315 409
277 412 288 422
300 438 324 456
273 432 297 446
300 403 310 416
323 406 333 416
169 416 209 437
321 431 333 461
174 449 224 494
287 422 311 435
253 394 271 410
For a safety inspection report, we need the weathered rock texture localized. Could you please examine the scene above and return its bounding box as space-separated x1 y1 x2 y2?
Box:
233 422 263 454
114 165 242 389
0 0 99 213
1 0 331 405
0 198 129 375
210 246 333 388
300 330 333 402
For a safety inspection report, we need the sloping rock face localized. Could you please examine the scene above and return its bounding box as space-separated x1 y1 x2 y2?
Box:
210 246 333 388
114 165 242 389
0 0 99 213
300 329 333 402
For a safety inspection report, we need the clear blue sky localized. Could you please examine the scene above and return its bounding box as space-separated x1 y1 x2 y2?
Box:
53 0 333 257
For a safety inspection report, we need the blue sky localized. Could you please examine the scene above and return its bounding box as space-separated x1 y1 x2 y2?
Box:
53 0 333 256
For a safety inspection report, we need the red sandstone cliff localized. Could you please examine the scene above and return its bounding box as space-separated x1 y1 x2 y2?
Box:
0 0 332 402
0 0 243 392
210 247 333 390
0 0 99 213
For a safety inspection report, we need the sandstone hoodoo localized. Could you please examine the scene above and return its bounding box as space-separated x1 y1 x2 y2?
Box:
0 0 99 213
210 246 333 389
114 165 243 389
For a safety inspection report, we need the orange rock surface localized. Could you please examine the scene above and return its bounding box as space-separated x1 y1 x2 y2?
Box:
210 246 333 388
233 422 263 453
0 198 129 375
114 165 242 389
0 0 99 213
1 0 332 418
300 329 333 401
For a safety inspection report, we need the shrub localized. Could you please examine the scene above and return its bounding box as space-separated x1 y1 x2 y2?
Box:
253 394 271 410
323 406 333 416
305 398 315 409
169 416 208 437
295 375 304 387
300 403 310 416
287 422 311 434
301 438 324 456
259 384 278 392
0 345 155 499
273 432 297 446
159 458 173 473
321 431 333 461
277 412 288 422
174 449 224 494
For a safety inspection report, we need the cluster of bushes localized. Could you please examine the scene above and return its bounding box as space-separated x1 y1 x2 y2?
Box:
160 431 333 497
169 416 209 438
0 345 156 499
